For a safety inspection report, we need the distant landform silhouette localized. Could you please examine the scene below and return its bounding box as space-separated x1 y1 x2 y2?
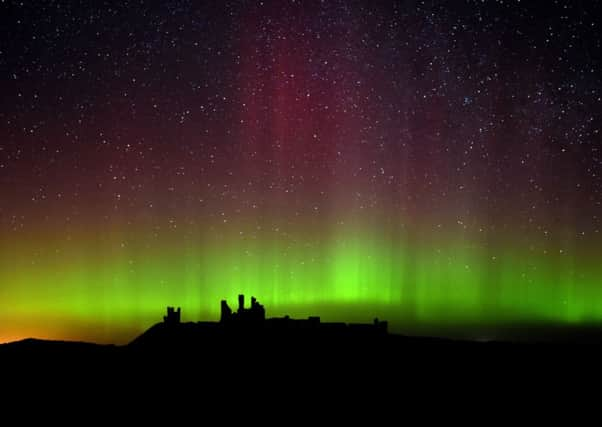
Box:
3 294 602 385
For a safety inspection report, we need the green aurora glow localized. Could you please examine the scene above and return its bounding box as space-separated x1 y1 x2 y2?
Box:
1 222 600 344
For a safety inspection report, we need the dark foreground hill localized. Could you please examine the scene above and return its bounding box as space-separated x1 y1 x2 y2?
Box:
3 297 602 394
3 324 601 371
2 325 602 408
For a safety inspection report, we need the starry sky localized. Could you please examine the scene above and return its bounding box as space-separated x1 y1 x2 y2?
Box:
1 0 601 344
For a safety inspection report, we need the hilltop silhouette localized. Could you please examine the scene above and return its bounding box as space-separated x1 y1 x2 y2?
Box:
2 294 602 390
1 298 595 410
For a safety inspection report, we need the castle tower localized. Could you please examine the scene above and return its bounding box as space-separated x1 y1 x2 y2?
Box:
163 306 181 325
238 294 245 313
220 300 232 322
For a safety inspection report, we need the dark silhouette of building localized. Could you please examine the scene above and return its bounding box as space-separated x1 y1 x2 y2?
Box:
164 306 181 325
155 294 389 336
220 294 266 323
238 294 244 313
220 300 232 322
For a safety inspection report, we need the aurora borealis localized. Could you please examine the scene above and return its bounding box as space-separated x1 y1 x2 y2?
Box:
1 0 601 344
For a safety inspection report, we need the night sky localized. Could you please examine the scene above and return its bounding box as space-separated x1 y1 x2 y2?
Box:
1 0 601 344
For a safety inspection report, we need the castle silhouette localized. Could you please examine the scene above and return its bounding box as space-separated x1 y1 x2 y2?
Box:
158 294 387 337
